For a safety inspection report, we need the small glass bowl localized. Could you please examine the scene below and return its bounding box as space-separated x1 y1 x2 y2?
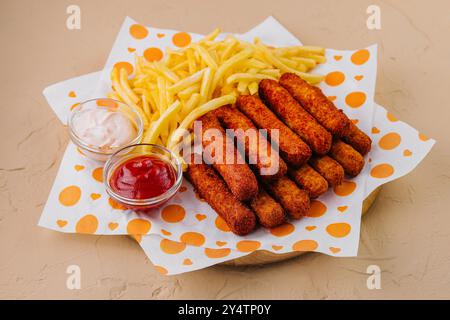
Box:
103 144 183 211
68 98 143 162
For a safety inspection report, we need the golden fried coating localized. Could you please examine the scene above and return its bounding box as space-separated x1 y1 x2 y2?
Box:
262 176 310 219
279 73 371 155
249 188 286 228
198 113 258 201
341 121 372 155
259 79 332 155
288 164 329 198
279 73 349 136
186 161 256 236
309 155 344 187
213 105 287 181
329 139 365 177
236 95 311 167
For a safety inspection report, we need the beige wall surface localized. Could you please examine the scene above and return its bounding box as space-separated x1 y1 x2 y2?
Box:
1 0 449 299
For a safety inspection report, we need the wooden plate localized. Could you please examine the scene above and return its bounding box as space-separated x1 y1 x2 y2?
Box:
221 187 381 266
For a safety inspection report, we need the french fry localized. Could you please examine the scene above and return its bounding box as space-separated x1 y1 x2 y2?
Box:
248 82 259 95
290 56 317 69
139 66 160 79
259 69 281 78
175 70 189 78
186 48 197 74
211 48 253 93
157 77 167 112
154 61 180 83
141 94 151 120
278 57 300 69
256 42 323 84
220 83 234 95
171 132 193 155
178 83 201 100
167 95 236 149
202 28 221 42
170 131 193 171
119 68 140 104
274 45 325 56
165 78 174 106
199 67 214 104
191 43 218 69
150 90 159 113
180 93 200 118
143 101 182 144
150 111 160 122
302 53 327 64
226 73 277 85
219 38 238 62
171 60 189 72
111 68 149 126
168 69 204 94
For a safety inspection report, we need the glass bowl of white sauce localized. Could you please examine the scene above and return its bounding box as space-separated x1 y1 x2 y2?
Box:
68 98 143 162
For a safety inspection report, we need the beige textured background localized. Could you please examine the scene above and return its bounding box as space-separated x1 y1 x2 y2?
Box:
1 0 449 299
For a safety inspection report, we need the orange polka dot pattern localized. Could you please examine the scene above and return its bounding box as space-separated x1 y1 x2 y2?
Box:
39 18 435 275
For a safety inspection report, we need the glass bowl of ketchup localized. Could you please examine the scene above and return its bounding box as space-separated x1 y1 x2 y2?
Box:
103 143 183 211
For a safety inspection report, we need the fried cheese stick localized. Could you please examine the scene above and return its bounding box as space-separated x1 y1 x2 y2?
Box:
249 188 286 228
259 79 332 155
279 73 349 136
341 121 372 156
236 95 311 167
309 155 344 187
186 161 256 235
197 113 258 201
213 105 287 181
288 164 329 198
329 139 365 176
262 176 310 219
279 73 372 155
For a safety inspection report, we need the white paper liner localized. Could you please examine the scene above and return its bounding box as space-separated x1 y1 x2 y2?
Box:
39 17 435 275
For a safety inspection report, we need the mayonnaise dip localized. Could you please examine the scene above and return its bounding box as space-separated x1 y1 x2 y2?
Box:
72 108 136 149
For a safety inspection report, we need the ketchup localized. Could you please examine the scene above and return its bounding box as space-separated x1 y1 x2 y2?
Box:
110 155 176 199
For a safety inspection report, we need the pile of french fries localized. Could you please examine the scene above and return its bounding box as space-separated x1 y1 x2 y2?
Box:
108 28 326 167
